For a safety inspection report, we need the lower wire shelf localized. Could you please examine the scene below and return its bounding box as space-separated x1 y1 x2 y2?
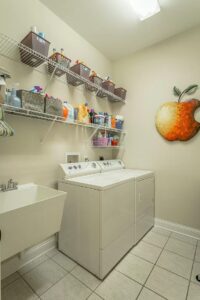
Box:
1 104 126 134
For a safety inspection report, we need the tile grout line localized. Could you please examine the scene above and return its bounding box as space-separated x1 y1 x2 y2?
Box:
17 270 42 299
135 230 173 300
17 254 49 276
1 275 20 290
185 240 198 300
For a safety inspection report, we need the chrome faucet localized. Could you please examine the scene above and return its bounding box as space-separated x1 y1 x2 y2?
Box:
0 179 18 192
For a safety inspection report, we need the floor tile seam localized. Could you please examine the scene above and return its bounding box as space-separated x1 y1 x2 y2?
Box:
185 243 198 300
161 248 194 262
129 252 158 264
86 291 105 300
17 270 41 298
21 268 67 297
169 235 198 246
140 286 169 300
137 239 164 250
155 264 191 281
50 255 76 273
1 276 20 290
151 230 172 238
136 232 172 299
69 271 100 293
136 233 171 300
163 248 195 261
167 237 197 248
141 240 164 249
17 255 49 276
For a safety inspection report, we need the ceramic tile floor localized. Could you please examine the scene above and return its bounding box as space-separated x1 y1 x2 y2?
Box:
2 226 200 300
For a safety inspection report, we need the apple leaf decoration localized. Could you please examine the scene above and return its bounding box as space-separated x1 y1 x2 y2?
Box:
173 86 181 97
173 84 198 102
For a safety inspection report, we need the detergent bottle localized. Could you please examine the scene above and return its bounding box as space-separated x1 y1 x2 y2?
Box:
63 102 74 122
78 103 89 123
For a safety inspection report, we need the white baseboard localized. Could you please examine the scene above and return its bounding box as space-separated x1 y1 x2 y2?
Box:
155 218 200 240
2 235 57 279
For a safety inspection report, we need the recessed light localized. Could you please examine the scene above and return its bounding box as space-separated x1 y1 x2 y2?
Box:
130 0 161 21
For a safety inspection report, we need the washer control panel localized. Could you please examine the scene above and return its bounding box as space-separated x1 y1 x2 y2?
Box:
97 160 125 172
59 161 101 179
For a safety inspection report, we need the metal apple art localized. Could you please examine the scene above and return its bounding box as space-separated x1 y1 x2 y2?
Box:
155 84 200 141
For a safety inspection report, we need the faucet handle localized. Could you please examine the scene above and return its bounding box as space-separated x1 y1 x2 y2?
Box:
13 181 18 188
0 184 6 192
7 179 14 188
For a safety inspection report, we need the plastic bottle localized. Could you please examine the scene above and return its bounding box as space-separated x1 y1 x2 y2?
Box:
64 102 74 122
9 85 21 108
63 101 69 119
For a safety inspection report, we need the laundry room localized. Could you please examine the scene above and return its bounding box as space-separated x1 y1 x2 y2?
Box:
0 0 200 299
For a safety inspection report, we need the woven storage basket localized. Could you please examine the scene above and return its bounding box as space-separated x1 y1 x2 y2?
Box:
16 90 44 112
20 32 50 67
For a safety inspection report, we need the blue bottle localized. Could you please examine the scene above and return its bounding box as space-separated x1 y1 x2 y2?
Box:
9 88 21 108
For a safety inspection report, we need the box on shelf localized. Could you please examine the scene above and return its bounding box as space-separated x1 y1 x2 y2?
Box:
44 95 63 117
67 63 91 86
16 90 44 112
20 31 50 68
48 52 71 77
102 80 115 93
93 137 108 147
114 88 127 100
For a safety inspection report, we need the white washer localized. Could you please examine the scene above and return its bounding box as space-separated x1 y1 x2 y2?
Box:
58 161 135 279
98 160 155 243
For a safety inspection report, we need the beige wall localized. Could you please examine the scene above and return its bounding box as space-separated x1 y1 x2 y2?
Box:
0 0 119 187
113 26 200 230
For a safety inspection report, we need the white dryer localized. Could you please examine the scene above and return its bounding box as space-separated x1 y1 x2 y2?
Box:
98 160 155 243
58 161 135 279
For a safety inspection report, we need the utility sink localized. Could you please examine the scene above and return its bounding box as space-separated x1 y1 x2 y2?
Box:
0 183 67 262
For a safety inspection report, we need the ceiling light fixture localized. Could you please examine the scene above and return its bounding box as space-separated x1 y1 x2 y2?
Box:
130 0 161 21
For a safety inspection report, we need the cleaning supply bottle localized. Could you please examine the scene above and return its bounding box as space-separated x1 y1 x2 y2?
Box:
89 108 95 123
9 84 21 108
63 101 69 119
64 102 74 122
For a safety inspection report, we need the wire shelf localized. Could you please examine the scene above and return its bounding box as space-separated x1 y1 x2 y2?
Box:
0 32 126 103
1 104 126 134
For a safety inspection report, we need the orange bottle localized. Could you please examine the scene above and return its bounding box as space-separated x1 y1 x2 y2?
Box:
111 116 116 128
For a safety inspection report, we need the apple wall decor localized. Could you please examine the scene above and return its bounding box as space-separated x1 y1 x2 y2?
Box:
155 84 200 141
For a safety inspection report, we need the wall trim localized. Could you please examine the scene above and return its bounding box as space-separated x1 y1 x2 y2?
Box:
2 235 57 279
155 218 200 240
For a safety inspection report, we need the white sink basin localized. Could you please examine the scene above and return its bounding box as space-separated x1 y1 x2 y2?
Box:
0 183 67 261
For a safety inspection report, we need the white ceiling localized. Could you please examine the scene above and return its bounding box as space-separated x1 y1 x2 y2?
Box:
40 0 200 60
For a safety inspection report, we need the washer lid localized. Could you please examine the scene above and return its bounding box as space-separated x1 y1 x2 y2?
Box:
66 170 135 190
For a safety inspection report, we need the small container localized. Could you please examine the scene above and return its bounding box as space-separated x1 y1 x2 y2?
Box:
102 80 115 93
44 95 63 117
93 137 108 147
111 139 119 146
17 90 44 112
93 114 105 126
20 31 50 67
48 52 71 77
114 88 127 100
67 63 91 86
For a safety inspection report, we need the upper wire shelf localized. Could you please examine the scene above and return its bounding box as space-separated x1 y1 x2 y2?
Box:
0 32 126 103
1 104 126 134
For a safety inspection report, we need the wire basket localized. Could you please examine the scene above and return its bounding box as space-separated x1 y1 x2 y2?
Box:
93 137 108 147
